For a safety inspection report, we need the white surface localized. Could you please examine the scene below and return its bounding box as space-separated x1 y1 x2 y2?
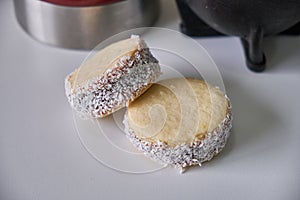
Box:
1 0 300 200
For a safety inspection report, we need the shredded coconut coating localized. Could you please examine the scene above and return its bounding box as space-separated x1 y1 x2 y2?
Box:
123 103 233 173
65 48 161 118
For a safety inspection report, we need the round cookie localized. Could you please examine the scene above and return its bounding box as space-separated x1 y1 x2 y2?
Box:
65 35 161 118
124 78 232 172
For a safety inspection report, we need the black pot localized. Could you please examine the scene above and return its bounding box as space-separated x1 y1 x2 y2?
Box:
176 0 300 72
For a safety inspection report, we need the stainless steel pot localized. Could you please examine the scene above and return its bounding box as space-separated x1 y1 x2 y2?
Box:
13 0 160 49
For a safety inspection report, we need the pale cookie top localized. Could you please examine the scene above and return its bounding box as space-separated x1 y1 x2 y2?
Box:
68 35 146 90
126 78 230 146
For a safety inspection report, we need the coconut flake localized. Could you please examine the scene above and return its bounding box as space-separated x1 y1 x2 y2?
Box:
123 102 233 173
65 48 160 119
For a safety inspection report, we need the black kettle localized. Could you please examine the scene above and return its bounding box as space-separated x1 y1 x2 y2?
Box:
176 0 300 72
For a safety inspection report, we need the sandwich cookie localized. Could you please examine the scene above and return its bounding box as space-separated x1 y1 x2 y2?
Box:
65 35 161 118
124 78 232 172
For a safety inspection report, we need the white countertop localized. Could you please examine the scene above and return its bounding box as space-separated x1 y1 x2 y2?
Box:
1 0 300 199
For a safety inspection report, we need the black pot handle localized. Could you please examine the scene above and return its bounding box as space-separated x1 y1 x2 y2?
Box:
241 27 266 72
